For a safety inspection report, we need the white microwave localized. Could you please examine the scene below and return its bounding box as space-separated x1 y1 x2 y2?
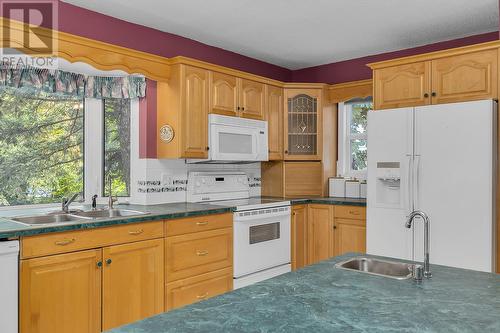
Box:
189 114 268 163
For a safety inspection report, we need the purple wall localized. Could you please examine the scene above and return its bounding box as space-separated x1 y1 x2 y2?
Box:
56 2 292 82
291 32 500 84
6 1 499 85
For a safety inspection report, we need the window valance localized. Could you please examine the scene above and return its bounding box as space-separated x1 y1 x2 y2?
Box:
0 66 146 99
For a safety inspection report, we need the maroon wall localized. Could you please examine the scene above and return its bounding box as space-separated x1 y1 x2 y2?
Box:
6 1 499 85
291 32 499 84
56 2 292 82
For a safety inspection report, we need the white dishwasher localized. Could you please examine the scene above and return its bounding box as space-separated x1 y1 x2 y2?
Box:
0 240 19 333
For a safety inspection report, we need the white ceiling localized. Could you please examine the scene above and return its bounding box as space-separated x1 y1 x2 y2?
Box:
62 0 499 70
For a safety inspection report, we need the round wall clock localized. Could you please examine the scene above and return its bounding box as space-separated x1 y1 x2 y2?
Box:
159 124 175 143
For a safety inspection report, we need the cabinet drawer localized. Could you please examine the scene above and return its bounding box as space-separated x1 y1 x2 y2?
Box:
166 228 232 282
165 213 232 236
21 221 164 259
334 206 366 220
166 268 232 311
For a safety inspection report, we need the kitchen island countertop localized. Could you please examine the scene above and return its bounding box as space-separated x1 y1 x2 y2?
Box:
107 253 500 333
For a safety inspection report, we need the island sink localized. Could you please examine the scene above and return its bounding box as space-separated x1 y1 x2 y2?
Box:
335 256 414 280
11 214 92 225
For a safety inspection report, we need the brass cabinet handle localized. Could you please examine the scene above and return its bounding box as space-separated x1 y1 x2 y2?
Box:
349 210 360 215
196 250 209 256
431 92 437 97
128 229 144 235
54 238 76 246
106 258 112 265
196 292 209 299
96 261 103 268
196 221 208 226
424 93 429 98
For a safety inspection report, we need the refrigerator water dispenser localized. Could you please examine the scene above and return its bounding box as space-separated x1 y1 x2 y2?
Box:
375 162 401 207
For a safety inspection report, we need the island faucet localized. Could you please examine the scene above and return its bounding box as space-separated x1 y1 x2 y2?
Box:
405 210 432 278
61 193 80 213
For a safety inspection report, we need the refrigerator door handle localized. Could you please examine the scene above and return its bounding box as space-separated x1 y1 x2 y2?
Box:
414 154 421 210
406 154 412 214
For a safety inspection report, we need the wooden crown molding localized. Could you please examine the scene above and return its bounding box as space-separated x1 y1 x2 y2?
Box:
367 40 500 70
328 79 373 103
0 17 170 82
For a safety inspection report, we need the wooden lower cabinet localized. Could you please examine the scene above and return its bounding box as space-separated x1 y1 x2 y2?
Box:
102 239 164 331
307 204 334 265
165 228 232 282
334 218 366 256
20 249 102 333
166 268 232 311
291 205 308 270
291 204 367 269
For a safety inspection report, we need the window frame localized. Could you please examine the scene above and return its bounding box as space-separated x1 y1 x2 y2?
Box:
337 100 371 180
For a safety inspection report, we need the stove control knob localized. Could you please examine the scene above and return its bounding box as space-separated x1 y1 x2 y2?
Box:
202 178 206 184
196 181 201 187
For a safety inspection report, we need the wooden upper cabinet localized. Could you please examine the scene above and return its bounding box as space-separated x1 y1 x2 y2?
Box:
239 79 265 119
266 85 284 160
307 204 334 265
210 72 238 117
284 88 323 160
181 66 209 158
20 249 102 333
431 50 498 104
373 61 431 110
102 239 164 331
291 204 308 270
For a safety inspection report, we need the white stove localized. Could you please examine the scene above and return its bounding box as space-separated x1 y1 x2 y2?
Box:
187 172 291 289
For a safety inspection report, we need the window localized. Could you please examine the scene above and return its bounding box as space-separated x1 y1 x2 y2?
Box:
0 87 84 206
338 99 372 179
103 99 130 197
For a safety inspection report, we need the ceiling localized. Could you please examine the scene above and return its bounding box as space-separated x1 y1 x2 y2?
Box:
62 0 499 70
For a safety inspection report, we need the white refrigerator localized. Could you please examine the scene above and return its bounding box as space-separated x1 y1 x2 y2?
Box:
366 99 496 272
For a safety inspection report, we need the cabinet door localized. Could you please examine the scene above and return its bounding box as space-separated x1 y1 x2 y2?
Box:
266 85 284 160
239 78 265 120
431 50 498 104
284 161 323 197
20 249 102 333
166 268 232 311
307 204 334 265
102 239 164 331
334 218 366 256
373 61 431 110
182 65 209 158
209 72 238 117
284 89 322 160
291 205 308 270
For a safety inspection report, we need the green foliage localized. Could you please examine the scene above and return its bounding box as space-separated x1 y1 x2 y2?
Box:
0 87 84 206
103 98 130 197
349 103 371 171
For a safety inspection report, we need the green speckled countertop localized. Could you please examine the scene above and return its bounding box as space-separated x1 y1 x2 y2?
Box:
0 196 365 239
108 253 500 333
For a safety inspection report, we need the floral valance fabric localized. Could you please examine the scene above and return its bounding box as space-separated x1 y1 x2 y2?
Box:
0 66 146 99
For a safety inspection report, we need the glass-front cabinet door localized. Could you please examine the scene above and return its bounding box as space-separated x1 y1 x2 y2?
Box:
284 89 322 160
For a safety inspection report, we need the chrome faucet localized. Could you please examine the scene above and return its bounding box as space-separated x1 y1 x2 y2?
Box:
107 177 117 209
405 210 432 278
61 193 80 213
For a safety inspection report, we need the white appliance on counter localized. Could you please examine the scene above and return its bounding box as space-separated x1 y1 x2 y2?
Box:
187 172 291 289
0 240 19 333
367 99 497 272
187 114 268 163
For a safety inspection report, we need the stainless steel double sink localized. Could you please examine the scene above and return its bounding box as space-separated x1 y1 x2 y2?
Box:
10 209 149 226
335 256 415 280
